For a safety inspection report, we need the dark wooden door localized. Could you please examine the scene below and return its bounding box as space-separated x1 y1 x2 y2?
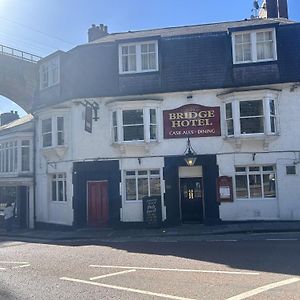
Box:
87 181 109 227
180 178 203 222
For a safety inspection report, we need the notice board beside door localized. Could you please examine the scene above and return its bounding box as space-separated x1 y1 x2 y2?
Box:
143 196 162 228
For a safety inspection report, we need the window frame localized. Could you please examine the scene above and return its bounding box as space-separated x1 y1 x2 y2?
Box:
232 28 277 64
118 40 159 74
51 173 67 202
223 95 278 138
40 115 66 148
39 56 60 90
124 169 161 202
112 106 159 144
234 165 277 200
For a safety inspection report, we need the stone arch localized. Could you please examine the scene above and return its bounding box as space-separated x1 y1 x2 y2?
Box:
0 52 38 112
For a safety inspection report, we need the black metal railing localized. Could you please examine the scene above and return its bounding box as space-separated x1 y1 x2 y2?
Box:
0 44 41 63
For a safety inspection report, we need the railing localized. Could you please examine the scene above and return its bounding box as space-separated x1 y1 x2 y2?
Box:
0 44 42 63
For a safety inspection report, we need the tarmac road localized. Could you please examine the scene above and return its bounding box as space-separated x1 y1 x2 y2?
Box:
1 232 300 300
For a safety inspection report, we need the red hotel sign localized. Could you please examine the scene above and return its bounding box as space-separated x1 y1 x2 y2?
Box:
163 104 221 139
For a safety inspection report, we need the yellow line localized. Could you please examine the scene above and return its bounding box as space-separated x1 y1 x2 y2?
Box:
226 277 300 300
60 277 196 300
90 265 259 276
90 269 136 281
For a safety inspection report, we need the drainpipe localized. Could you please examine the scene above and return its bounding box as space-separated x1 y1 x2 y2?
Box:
33 114 37 228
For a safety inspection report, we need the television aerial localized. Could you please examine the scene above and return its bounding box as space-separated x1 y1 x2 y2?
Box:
251 0 260 19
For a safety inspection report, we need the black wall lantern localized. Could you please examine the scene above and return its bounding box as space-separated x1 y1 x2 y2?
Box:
184 137 197 166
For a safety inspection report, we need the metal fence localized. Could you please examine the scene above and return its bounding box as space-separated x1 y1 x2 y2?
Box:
0 44 41 63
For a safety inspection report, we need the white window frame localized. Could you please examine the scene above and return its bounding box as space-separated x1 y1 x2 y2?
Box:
224 98 277 137
220 90 280 138
232 28 277 64
39 56 60 90
123 169 161 202
234 165 277 200
112 106 159 144
119 40 159 74
40 115 66 148
51 173 67 202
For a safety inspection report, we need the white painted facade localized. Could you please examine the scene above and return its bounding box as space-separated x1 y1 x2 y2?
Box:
34 82 300 225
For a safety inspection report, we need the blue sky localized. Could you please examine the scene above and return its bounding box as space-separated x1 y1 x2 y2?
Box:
0 0 299 116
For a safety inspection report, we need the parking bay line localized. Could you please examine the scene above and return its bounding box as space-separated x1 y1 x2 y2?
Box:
12 264 31 269
0 261 29 264
90 265 259 276
90 269 136 281
61 277 196 300
226 277 300 300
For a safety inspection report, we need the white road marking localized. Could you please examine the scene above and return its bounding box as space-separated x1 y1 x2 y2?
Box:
90 269 136 281
208 240 237 242
12 264 31 269
266 238 298 241
226 277 300 300
0 267 6 270
90 265 259 276
0 261 29 264
60 277 196 300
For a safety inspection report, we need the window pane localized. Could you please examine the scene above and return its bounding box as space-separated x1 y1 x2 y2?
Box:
129 54 136 71
125 171 135 176
122 56 129 72
126 178 136 200
263 174 276 198
150 177 161 196
226 103 232 119
150 170 160 175
52 181 57 201
249 174 262 198
123 110 143 125
235 167 246 172
226 120 234 135
42 119 52 133
249 167 260 172
21 146 30 172
122 46 128 55
57 132 64 146
269 100 275 115
138 170 147 175
240 101 263 117
150 109 156 124
43 133 52 147
263 166 274 171
270 116 276 133
57 117 64 131
112 111 117 126
240 117 264 134
123 126 144 141
138 178 148 200
58 181 64 201
235 175 248 198
150 125 157 140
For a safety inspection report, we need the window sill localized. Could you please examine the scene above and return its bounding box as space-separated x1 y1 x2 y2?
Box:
233 59 277 66
41 145 68 159
119 70 159 76
224 133 279 150
112 140 159 152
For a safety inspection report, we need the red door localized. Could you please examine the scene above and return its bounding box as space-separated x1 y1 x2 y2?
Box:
87 181 109 227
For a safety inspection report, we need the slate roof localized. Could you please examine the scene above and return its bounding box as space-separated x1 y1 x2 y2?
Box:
91 18 296 44
0 114 33 132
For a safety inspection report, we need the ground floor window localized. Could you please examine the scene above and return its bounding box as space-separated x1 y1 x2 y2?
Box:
124 169 161 201
235 165 276 199
51 173 67 202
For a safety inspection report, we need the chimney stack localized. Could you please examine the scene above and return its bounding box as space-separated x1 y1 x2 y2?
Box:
88 24 109 42
0 111 20 126
259 0 289 19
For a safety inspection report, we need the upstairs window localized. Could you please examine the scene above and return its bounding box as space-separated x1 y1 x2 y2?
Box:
21 140 30 172
224 98 277 137
41 116 65 148
112 108 158 143
39 56 60 89
232 29 276 64
119 41 158 74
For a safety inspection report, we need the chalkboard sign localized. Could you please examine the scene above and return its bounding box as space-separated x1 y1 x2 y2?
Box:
143 196 162 228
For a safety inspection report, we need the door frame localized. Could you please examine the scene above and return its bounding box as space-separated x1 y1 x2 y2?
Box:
86 180 109 226
179 176 205 222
